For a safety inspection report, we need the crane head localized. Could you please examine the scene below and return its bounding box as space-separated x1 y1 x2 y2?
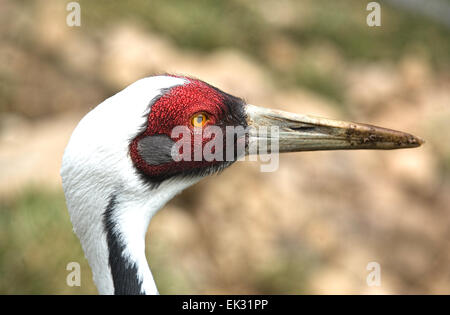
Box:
127 75 423 186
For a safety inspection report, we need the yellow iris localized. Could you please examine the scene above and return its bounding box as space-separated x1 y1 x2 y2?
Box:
191 113 209 127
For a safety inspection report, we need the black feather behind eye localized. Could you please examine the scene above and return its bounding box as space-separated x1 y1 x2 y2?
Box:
138 135 175 165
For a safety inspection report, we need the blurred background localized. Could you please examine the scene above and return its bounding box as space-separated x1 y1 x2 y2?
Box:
0 0 449 294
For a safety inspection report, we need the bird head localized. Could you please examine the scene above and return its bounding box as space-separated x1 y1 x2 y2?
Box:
124 74 423 186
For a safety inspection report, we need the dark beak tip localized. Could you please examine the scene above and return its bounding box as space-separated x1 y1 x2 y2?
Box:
407 134 425 147
415 136 425 147
390 134 424 149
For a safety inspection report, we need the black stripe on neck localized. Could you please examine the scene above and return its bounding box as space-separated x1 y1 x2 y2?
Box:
103 194 144 295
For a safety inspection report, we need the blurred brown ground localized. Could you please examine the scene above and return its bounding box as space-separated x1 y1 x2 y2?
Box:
0 0 449 294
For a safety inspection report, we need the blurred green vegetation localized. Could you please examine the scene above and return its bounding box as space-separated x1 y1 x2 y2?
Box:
80 0 450 62
79 0 450 103
0 188 96 294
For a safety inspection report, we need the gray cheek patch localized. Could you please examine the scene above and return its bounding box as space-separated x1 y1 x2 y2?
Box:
138 135 176 165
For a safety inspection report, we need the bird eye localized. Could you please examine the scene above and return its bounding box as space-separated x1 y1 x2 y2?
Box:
191 112 209 128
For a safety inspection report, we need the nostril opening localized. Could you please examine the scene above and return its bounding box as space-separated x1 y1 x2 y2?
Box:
289 126 316 132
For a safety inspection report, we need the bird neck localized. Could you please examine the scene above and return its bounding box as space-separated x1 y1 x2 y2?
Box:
76 178 201 295
101 193 158 295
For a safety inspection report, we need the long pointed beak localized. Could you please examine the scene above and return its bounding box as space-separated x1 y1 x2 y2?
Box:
245 104 423 153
